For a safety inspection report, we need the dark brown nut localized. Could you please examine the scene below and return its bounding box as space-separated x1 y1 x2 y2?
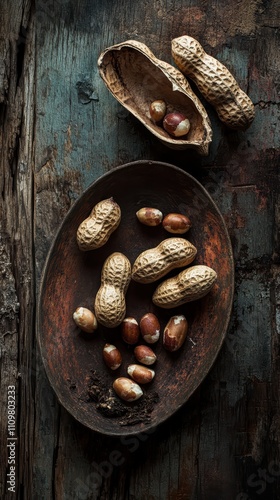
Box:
136 207 163 226
113 377 143 402
162 213 192 234
103 344 122 370
73 307 98 333
140 313 160 343
163 315 188 352
163 112 190 137
127 364 155 384
134 345 157 365
121 317 140 344
149 99 167 122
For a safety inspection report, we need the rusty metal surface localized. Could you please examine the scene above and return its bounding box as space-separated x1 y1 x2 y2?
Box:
37 160 234 436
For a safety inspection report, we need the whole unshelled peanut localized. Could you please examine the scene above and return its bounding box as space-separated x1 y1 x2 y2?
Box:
73 307 98 333
103 344 122 370
153 264 217 308
76 197 121 251
163 315 188 352
121 317 140 344
127 364 155 384
140 313 160 343
136 207 163 226
94 252 131 328
132 237 197 284
113 377 143 402
162 213 192 234
171 35 255 129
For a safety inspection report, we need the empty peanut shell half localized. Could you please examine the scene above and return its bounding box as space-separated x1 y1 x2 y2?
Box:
98 40 212 155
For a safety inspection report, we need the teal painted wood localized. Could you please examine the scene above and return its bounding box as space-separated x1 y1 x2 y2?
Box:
0 0 279 498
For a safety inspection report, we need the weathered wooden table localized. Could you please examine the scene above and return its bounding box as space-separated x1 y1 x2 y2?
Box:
1 1 279 499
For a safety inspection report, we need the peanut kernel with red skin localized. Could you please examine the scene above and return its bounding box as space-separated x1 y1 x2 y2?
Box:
163 315 188 352
140 313 161 344
163 213 192 234
136 207 163 226
134 345 157 365
163 112 190 137
149 99 167 122
121 317 140 344
103 344 122 370
73 307 98 333
127 364 155 384
113 377 143 402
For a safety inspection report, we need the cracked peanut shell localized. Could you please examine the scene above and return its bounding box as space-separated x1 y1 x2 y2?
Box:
98 40 212 155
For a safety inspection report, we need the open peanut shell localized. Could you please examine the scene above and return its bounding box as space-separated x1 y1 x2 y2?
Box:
98 40 213 155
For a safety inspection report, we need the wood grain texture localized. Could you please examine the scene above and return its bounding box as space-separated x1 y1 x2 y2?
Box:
0 1 35 498
1 0 279 498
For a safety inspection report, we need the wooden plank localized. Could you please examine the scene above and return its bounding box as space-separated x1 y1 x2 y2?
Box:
1 0 279 498
0 1 35 498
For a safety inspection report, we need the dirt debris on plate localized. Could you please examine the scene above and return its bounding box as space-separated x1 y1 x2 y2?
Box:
87 370 159 426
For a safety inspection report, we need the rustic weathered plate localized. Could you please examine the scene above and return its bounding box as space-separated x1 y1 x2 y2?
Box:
37 160 234 436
